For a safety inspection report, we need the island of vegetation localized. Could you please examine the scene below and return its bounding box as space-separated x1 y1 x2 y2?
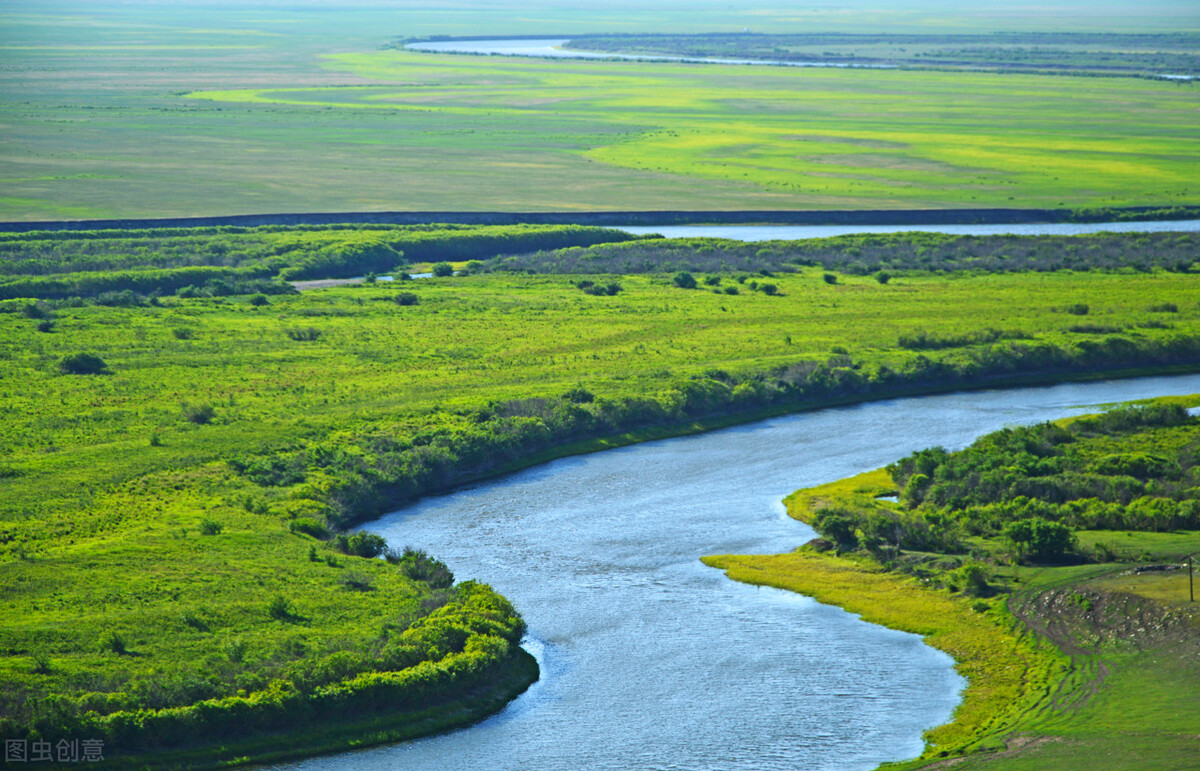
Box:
4 223 1200 766
706 401 1200 769
562 32 1200 78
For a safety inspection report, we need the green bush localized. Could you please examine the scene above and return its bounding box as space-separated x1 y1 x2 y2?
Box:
672 271 696 289
198 519 223 536
396 548 455 589
333 531 387 558
286 327 322 341
394 292 419 306
183 403 216 425
58 352 109 375
432 262 454 278
289 518 330 539
267 595 294 620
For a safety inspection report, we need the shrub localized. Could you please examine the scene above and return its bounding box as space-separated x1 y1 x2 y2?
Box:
703 275 721 286
822 273 838 285
198 519 223 536
289 518 330 539
723 285 739 295
396 547 455 588
36 320 54 333
286 326 322 341
432 262 454 277
183 403 216 424
249 294 270 306
394 292 419 306
465 260 486 273
267 595 294 620
20 302 47 319
340 571 375 591
1066 303 1089 315
563 386 594 403
58 352 109 375
333 531 387 558
1148 302 1178 313
672 271 697 289
758 283 778 295
874 271 891 285
172 327 195 340
100 631 127 655
953 563 990 596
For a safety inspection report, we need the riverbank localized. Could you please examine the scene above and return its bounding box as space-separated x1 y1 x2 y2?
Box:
100 647 538 770
2 205 1199 233
705 406 1200 769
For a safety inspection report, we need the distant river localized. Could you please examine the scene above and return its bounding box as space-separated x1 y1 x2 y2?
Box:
614 220 1200 241
272 374 1200 771
406 38 895 69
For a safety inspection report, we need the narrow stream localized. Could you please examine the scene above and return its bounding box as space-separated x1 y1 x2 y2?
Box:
274 374 1200 771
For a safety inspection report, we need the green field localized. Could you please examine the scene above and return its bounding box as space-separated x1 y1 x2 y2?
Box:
1 1 1197 220
707 404 1200 769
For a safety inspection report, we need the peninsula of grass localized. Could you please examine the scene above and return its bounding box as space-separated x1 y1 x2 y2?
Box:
7 226 1200 765
705 401 1200 769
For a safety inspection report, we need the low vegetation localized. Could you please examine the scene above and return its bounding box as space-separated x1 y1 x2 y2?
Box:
497 231 1200 276
0 224 640 300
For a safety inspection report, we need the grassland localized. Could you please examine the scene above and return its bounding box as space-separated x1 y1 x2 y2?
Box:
5 223 1200 763
706 405 1200 769
1 2 1197 219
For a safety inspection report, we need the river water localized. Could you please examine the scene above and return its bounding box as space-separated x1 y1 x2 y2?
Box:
273 373 1200 771
406 38 894 69
615 220 1200 241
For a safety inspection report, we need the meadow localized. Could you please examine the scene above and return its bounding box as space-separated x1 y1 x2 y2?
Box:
1 1 1197 220
707 401 1200 769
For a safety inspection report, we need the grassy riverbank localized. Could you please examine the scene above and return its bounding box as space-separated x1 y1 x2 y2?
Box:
706 403 1200 769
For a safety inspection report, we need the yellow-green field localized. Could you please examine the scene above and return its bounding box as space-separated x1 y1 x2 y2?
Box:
1 1 1197 219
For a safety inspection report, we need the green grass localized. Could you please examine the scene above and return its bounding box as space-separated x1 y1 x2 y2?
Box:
0 2 1197 219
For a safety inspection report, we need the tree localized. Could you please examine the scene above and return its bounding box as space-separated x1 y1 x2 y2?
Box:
672 271 697 289
1003 517 1076 563
823 273 838 285
432 262 454 277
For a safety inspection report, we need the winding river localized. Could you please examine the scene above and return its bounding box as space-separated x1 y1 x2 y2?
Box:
273 374 1200 771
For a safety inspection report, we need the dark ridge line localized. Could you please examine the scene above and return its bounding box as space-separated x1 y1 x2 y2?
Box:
2 207 1199 233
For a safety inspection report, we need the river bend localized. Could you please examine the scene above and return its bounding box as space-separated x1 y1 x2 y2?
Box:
274 374 1200 771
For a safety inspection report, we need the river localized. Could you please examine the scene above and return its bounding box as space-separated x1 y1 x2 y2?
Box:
613 220 1200 241
406 38 894 69
271 373 1200 771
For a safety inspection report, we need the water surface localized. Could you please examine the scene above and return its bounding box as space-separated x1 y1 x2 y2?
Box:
616 220 1200 241
407 38 893 69
275 374 1200 771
